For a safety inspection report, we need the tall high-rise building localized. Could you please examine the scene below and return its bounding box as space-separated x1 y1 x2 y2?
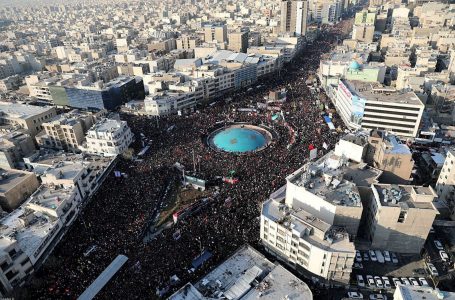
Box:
280 0 309 36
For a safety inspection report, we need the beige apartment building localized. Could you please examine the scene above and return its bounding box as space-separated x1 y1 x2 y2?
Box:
435 149 455 219
280 0 309 36
0 102 57 138
228 31 249 53
36 110 97 152
0 169 40 211
366 131 414 184
176 35 201 50
365 184 438 253
204 24 228 43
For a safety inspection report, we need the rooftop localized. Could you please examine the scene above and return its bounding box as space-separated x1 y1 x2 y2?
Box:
0 102 54 120
343 80 424 106
0 169 34 194
27 185 75 214
373 184 437 209
262 199 354 253
395 284 455 300
169 245 312 300
286 153 382 206
88 118 124 133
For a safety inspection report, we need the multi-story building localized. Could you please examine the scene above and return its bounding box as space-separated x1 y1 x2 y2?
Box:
280 0 309 36
204 23 228 43
334 80 424 138
0 169 40 211
0 130 36 170
228 31 249 53
169 245 313 300
83 118 133 157
176 35 200 50
36 110 98 152
144 92 197 116
0 102 57 138
364 183 438 253
366 131 415 184
435 149 455 219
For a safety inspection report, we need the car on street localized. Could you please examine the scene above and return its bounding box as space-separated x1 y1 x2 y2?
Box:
374 276 383 288
426 262 439 277
418 277 429 286
357 275 365 287
382 276 391 288
383 251 391 262
363 252 370 261
356 250 363 262
401 277 411 285
392 277 401 287
440 250 449 262
409 278 420 286
367 275 375 287
348 291 364 299
391 252 399 264
434 240 444 250
369 294 387 300
369 250 378 262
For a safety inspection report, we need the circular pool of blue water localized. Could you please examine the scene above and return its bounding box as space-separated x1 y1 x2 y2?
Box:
212 127 267 153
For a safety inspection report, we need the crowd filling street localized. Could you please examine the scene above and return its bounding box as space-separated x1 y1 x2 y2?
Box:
21 21 352 300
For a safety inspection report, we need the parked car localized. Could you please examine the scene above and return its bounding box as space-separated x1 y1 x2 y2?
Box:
374 276 383 288
409 278 420 286
363 252 370 261
401 278 411 285
369 294 387 300
391 252 399 264
357 275 365 287
348 291 364 299
418 277 429 286
356 250 363 262
367 275 375 286
430 227 435 234
434 240 444 250
440 250 449 262
382 276 391 288
392 277 401 287
369 250 378 262
353 262 364 269
426 262 439 277
383 251 391 262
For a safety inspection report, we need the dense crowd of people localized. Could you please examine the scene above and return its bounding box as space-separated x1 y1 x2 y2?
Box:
21 21 351 300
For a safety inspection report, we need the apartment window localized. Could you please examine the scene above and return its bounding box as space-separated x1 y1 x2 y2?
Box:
398 210 407 223
1 261 8 271
5 270 17 280
277 229 286 236
277 236 286 243
8 249 16 258
263 234 268 240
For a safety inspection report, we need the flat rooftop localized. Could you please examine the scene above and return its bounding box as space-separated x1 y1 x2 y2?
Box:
0 169 33 194
343 80 424 106
169 245 312 300
28 185 74 213
0 102 54 120
373 184 436 209
286 153 381 206
395 284 455 300
262 199 354 253
89 118 123 133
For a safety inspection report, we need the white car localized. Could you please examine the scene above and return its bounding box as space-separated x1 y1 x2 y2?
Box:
369 250 378 262
427 262 439 276
434 240 444 250
357 275 365 287
418 277 429 286
391 252 399 264
440 250 449 262
363 252 370 261
356 250 363 262
374 276 383 288
383 251 391 262
367 275 375 286
348 291 364 299
401 277 411 285
392 277 401 287
353 262 364 269
409 278 420 286
382 276 391 288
